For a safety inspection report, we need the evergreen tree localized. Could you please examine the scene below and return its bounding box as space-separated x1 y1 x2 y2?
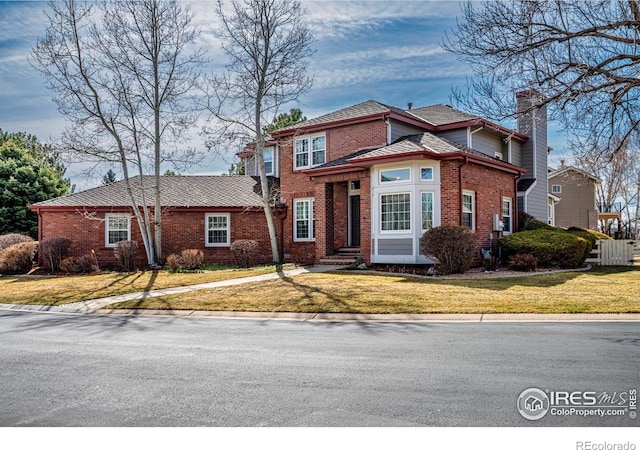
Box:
0 130 71 237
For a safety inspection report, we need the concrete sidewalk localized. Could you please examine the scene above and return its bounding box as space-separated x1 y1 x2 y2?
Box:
1 264 639 322
0 265 342 315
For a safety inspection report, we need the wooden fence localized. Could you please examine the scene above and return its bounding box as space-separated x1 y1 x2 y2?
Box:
585 240 640 266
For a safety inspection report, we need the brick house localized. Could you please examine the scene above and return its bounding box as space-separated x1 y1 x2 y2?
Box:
29 176 282 268
31 91 549 268
244 92 548 265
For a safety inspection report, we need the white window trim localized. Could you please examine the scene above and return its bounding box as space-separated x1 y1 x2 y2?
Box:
551 184 562 194
105 213 131 248
380 167 412 184
502 197 513 235
293 198 315 242
420 167 434 181
293 134 325 170
263 147 275 176
420 191 435 232
379 192 412 234
462 190 475 231
205 213 231 247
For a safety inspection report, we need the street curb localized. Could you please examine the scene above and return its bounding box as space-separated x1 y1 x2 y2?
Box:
91 309 640 323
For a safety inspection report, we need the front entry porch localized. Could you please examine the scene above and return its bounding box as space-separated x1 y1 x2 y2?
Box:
312 173 371 265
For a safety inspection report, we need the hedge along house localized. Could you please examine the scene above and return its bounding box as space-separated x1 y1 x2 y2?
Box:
29 176 282 268
242 91 549 265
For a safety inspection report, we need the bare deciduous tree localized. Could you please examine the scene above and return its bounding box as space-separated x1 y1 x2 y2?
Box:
32 0 205 266
443 1 640 154
205 0 314 263
573 138 640 236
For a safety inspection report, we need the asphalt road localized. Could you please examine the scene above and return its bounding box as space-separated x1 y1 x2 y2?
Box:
0 311 638 427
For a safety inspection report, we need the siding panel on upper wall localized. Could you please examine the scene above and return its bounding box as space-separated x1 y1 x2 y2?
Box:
470 130 502 158
389 119 427 143
435 129 468 147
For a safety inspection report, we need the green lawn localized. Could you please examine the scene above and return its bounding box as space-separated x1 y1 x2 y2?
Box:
107 266 640 314
0 265 288 305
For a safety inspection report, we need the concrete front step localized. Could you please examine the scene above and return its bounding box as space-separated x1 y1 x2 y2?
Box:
319 258 356 265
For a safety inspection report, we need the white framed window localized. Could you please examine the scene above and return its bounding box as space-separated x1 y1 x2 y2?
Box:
421 192 434 231
380 168 411 183
502 197 512 234
105 214 131 247
294 135 325 169
462 191 475 230
263 147 274 175
380 193 411 231
206 213 230 247
551 184 562 194
294 198 315 241
420 167 434 181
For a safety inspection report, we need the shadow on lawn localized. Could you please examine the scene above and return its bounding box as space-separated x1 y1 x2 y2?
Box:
384 266 640 292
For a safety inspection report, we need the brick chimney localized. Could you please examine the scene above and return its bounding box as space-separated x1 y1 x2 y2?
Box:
516 90 548 222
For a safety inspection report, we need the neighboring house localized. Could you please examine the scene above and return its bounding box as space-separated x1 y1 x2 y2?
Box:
29 176 281 268
548 165 600 229
31 91 550 267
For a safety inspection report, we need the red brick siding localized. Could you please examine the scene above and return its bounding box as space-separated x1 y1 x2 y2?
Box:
436 160 516 264
278 119 386 264
38 208 277 269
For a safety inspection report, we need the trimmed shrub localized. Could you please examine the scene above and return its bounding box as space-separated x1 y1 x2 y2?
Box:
518 211 536 231
114 240 138 272
230 239 259 268
500 229 588 269
420 226 476 274
179 249 204 270
0 241 36 274
508 253 538 272
60 255 98 274
524 219 556 231
39 237 72 272
166 249 204 272
0 233 34 252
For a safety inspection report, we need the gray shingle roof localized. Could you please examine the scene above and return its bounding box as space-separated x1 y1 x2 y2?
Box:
347 132 492 162
406 104 480 126
31 176 274 208
277 100 418 132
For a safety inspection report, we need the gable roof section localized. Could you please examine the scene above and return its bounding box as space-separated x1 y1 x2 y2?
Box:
273 100 429 136
30 176 274 209
548 166 601 183
407 104 480 126
306 133 524 176
272 99 528 142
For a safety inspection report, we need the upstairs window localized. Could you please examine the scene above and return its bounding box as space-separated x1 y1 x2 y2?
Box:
263 147 274 175
551 184 562 194
294 135 325 169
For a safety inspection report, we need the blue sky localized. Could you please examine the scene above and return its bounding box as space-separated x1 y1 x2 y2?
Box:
0 1 568 187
